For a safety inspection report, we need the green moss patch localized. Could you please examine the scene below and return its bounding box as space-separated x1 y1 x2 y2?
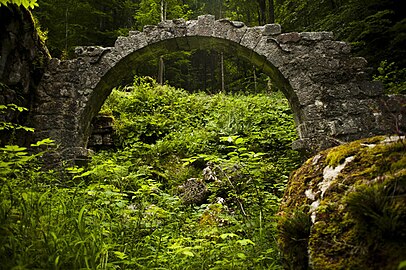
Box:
278 136 406 270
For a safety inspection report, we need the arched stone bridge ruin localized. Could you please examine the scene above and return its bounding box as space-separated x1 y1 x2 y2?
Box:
32 15 405 161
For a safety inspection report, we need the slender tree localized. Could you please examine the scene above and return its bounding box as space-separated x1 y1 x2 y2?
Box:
268 0 274 23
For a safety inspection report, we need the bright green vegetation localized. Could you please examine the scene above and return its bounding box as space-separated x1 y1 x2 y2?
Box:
0 0 38 9
0 78 301 269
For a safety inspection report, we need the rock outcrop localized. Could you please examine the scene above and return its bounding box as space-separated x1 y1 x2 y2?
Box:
0 4 50 145
278 136 406 269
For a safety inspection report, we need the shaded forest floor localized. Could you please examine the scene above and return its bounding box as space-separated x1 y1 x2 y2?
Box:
0 78 301 269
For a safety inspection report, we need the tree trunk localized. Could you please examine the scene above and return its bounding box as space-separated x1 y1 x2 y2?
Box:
158 0 166 84
218 0 222 19
268 0 275 23
160 0 167 21
220 52 225 92
258 0 266 25
158 56 164 85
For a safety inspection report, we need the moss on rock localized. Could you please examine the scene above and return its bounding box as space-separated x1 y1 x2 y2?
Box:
278 136 406 270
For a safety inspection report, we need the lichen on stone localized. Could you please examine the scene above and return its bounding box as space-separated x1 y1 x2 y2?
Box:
278 136 406 270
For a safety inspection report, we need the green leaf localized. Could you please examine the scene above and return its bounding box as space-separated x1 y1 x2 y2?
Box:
78 206 86 228
236 253 246 259
220 233 238 239
399 260 406 270
17 126 34 132
31 138 54 147
236 239 255 246
0 145 27 152
73 169 95 179
54 256 60 267
114 251 128 260
182 250 194 257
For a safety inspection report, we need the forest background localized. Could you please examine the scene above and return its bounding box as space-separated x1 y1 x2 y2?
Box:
32 0 406 94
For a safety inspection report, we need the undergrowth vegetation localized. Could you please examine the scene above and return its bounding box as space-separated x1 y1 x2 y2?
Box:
0 77 301 269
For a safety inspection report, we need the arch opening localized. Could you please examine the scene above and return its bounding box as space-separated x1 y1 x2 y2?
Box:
81 36 301 147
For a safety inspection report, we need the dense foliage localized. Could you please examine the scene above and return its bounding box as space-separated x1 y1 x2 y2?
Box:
0 78 301 268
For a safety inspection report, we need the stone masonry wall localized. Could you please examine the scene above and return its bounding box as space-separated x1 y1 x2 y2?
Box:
88 115 114 150
30 15 405 162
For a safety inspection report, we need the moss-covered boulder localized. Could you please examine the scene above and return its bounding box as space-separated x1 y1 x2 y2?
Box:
278 136 406 269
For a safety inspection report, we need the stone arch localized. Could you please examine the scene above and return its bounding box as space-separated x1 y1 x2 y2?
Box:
33 15 396 162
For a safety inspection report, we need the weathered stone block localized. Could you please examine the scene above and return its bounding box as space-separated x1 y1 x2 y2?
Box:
240 26 263 49
324 83 360 99
197 14 216 37
89 134 103 145
358 81 384 97
262 24 281 35
260 42 287 68
157 20 175 28
61 147 93 160
142 25 157 33
185 20 198 36
297 120 329 138
300 32 334 41
74 46 106 57
56 59 78 72
198 14 215 23
102 134 114 145
294 53 340 73
32 114 75 130
328 118 360 136
346 56 368 70
172 19 187 37
315 40 351 55
276 32 301 43
128 30 140 36
226 27 247 44
295 85 323 106
310 71 352 84
212 19 235 40
144 27 163 44
173 18 186 26
291 138 311 150
33 101 67 113
126 32 148 50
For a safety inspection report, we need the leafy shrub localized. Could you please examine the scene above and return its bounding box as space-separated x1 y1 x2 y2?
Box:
0 78 300 269
373 60 406 94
